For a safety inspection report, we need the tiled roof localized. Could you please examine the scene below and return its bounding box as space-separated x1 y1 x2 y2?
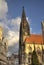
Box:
26 34 43 44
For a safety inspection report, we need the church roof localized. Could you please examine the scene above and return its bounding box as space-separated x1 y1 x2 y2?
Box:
26 34 43 44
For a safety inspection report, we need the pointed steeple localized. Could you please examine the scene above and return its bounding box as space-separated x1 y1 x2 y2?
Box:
20 6 30 35
21 6 26 20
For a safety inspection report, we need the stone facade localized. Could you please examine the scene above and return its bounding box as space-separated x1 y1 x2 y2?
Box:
7 54 19 65
0 26 7 65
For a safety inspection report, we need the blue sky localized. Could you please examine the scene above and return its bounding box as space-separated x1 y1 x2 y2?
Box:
6 0 44 34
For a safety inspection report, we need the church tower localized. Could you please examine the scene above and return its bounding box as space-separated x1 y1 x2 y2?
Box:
19 7 30 65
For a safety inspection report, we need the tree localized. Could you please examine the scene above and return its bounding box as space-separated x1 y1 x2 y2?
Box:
31 50 40 65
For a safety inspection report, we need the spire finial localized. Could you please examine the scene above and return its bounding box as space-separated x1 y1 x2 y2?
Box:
23 6 24 9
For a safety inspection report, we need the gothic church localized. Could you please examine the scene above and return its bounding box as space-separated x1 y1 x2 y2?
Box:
19 7 44 65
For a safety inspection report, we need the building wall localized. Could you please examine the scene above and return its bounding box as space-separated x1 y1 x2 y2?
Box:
7 54 19 65
25 41 44 65
0 26 7 65
0 39 7 65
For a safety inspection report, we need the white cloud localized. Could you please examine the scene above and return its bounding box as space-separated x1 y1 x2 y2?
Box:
9 17 21 31
0 0 8 19
0 0 21 55
5 17 21 47
0 22 9 37
11 17 21 25
0 17 21 46
7 31 19 46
